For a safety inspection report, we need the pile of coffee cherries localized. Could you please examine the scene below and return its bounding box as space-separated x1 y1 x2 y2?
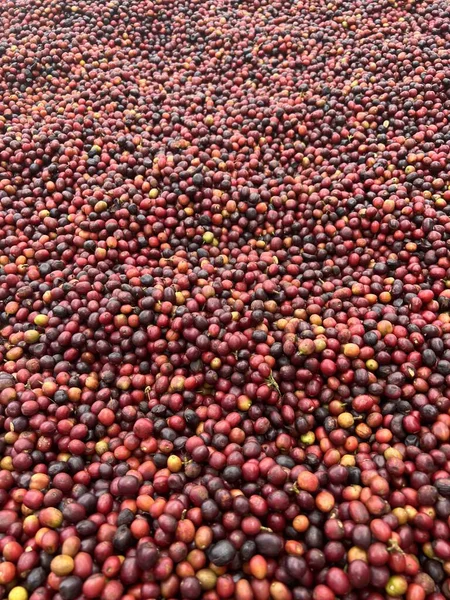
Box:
1 0 450 599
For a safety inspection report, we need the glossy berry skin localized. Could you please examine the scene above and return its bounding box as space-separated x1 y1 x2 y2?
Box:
0 0 449 599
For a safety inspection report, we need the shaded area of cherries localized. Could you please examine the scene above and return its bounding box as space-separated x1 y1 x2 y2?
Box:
1 0 450 599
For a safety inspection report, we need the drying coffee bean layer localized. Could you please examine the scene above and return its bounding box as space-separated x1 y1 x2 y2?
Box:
1 1 450 600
